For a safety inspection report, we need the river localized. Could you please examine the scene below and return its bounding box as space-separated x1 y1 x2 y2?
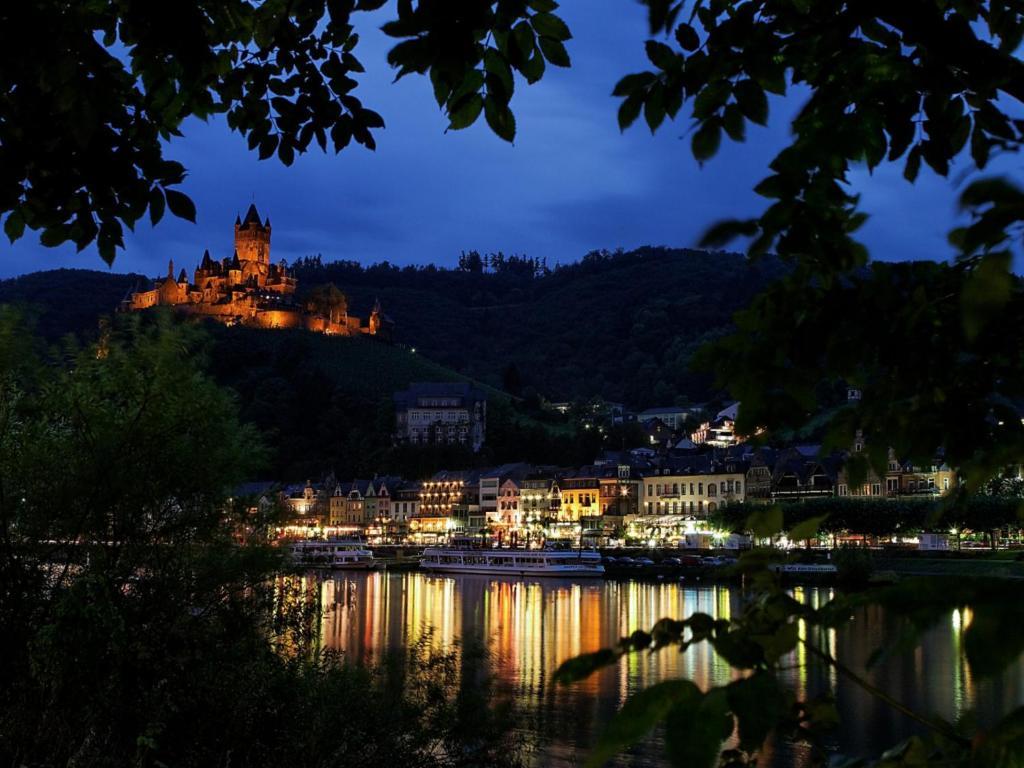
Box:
297 571 1024 766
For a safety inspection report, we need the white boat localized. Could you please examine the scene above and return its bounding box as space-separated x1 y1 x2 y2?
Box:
288 539 376 570
768 563 837 575
420 546 605 577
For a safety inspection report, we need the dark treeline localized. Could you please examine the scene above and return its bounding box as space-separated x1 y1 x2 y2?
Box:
714 497 1024 544
293 246 785 408
202 324 609 480
0 247 783 409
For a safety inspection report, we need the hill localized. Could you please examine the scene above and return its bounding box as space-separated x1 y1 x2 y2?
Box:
291 247 783 408
0 247 784 410
201 324 591 479
0 268 144 341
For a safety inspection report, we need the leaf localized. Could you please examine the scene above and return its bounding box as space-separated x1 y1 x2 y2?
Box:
484 49 514 97
538 37 571 67
613 72 656 97
753 174 785 198
40 225 69 247
258 133 279 160
958 176 1024 210
4 211 25 243
448 94 483 130
531 12 572 41
722 103 745 141
511 21 536 62
960 251 1012 341
645 40 677 70
734 79 768 125
484 96 516 142
164 189 197 223
699 218 758 247
618 92 644 131
553 648 619 684
693 80 730 119
663 686 730 768
691 120 721 162
148 187 165 226
746 506 783 537
726 673 783 751
789 514 828 541
585 681 701 768
675 22 700 51
278 139 295 166
964 602 1024 678
644 82 666 132
974 705 1024 767
520 46 546 83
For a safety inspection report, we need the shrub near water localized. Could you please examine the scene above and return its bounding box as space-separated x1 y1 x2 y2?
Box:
0 311 521 768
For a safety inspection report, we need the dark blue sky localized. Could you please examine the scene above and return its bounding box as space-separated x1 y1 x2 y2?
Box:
1 3 1010 279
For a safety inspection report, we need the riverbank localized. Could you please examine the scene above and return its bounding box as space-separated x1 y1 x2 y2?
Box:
369 546 1024 581
874 554 1024 579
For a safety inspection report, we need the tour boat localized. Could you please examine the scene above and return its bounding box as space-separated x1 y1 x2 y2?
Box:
420 545 605 577
768 563 837 575
288 539 376 570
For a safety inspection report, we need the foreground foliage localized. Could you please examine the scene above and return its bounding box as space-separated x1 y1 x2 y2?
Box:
555 513 1024 767
0 311 521 768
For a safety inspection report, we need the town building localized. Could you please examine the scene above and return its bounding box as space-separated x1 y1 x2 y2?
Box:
392 482 421 523
480 463 531 544
393 382 487 451
283 480 328 524
640 455 748 517
410 469 484 541
123 204 392 338
635 405 702 431
597 464 641 532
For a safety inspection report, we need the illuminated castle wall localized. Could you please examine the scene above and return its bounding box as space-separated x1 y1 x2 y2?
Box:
123 203 393 338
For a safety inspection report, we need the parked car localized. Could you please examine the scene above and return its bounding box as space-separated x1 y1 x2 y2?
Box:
602 556 618 565
617 556 635 565
634 557 655 566
662 557 682 566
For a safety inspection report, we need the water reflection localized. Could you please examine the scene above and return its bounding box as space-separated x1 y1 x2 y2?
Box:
301 572 1024 766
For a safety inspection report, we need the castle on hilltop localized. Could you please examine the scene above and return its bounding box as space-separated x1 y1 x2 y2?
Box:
122 204 392 339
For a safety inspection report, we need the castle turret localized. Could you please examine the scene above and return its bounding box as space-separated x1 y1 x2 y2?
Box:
234 203 271 265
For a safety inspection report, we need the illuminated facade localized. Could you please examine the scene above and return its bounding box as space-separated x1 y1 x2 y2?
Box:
410 470 483 541
393 382 487 451
123 203 392 338
640 460 747 517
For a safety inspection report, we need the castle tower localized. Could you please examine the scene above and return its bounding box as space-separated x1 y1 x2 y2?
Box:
234 203 271 265
368 297 382 335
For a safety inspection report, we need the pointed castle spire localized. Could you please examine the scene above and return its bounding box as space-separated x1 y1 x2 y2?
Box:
242 203 262 227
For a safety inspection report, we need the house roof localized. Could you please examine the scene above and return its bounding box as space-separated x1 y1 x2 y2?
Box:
394 381 487 407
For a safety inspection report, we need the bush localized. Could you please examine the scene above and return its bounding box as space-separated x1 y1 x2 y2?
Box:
832 546 875 587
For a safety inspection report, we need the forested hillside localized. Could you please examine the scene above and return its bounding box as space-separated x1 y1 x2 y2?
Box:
202 325 596 479
0 247 782 409
0 268 142 340
293 246 783 407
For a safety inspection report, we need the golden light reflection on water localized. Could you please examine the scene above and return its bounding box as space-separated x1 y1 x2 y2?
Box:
287 573 1024 767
